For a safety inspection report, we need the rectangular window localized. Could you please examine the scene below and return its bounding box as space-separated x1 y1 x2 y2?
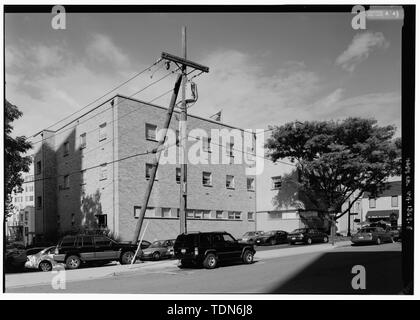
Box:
216 211 223 219
81 170 86 185
176 167 181 184
194 210 203 219
369 198 376 208
145 123 157 141
63 175 70 189
99 123 107 141
247 212 255 221
96 215 107 228
226 142 234 158
25 212 28 221
226 175 235 189
80 133 87 149
99 164 107 180
234 212 242 220
187 209 194 218
134 206 155 218
228 211 235 220
36 161 42 175
247 177 255 191
203 210 211 219
202 172 212 187
246 147 255 162
203 137 211 152
272 177 282 190
162 208 171 218
36 196 42 209
64 141 70 156
391 196 398 207
145 163 154 180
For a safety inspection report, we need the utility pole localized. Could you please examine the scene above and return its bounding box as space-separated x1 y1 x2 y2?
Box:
347 200 351 237
131 28 209 244
179 26 188 234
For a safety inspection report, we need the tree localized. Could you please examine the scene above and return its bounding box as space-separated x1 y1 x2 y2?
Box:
265 118 401 224
5 100 32 220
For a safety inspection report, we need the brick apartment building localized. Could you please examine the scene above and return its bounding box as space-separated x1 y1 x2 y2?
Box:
32 95 257 243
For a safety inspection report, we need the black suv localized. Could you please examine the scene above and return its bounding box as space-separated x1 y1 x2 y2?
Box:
53 235 149 269
173 231 256 269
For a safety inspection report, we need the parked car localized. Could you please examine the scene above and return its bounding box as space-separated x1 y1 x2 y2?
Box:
25 246 56 272
53 235 150 269
255 230 288 246
25 247 47 256
173 231 256 269
6 243 28 272
140 239 175 260
288 228 329 245
351 227 394 245
238 231 265 244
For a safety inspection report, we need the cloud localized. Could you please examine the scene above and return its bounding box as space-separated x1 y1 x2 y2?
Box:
335 32 390 72
86 33 130 68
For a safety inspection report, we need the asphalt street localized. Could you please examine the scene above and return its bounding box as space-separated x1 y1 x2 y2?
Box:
7 242 403 294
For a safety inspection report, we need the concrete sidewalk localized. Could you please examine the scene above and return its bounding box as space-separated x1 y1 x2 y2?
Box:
6 241 352 289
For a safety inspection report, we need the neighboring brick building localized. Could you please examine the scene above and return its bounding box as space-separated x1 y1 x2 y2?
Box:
32 95 257 242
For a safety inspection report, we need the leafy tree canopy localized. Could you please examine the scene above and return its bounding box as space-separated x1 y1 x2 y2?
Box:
5 100 32 219
266 118 401 220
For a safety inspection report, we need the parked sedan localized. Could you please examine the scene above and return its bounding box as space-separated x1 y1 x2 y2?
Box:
288 228 329 245
255 230 288 246
351 227 394 245
140 239 175 260
239 231 265 244
25 246 56 272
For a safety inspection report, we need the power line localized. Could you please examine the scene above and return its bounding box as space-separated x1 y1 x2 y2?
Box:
29 66 181 146
28 59 164 138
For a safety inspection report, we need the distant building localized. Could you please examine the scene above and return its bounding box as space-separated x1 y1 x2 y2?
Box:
361 180 402 227
7 164 36 246
32 95 257 243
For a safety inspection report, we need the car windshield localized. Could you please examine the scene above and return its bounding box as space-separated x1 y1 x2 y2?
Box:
265 231 276 236
292 228 307 233
359 228 375 233
150 241 165 248
243 232 256 237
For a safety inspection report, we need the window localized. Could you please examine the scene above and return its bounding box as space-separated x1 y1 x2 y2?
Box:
134 206 155 218
80 133 87 149
36 161 42 175
63 175 70 189
82 236 94 246
36 196 42 209
60 237 76 247
25 212 28 221
96 215 107 228
222 234 236 243
29 196 34 201
247 177 255 191
247 212 255 221
145 163 154 180
272 177 282 190
187 210 194 218
234 212 242 220
203 137 211 152
176 168 181 184
145 123 157 141
228 211 235 220
202 172 212 187
391 196 398 207
226 175 235 189
216 211 223 219
94 236 112 247
99 123 107 141
63 141 70 156
28 186 34 192
202 210 211 219
369 198 376 208
162 208 171 218
194 210 203 219
226 142 234 158
246 147 255 162
100 164 107 180
81 170 86 185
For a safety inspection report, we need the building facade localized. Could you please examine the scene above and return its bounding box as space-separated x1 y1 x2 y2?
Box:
32 95 257 243
7 165 36 246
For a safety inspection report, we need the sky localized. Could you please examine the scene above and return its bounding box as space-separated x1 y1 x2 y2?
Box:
5 10 402 142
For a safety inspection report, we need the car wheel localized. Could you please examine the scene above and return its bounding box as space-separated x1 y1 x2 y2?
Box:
203 253 217 269
270 238 277 246
323 236 329 243
306 238 312 245
38 261 53 272
376 237 382 245
152 252 161 261
120 251 135 265
65 255 81 270
242 250 254 264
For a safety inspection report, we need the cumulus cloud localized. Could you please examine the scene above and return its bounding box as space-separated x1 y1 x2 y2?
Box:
335 32 390 72
86 33 130 68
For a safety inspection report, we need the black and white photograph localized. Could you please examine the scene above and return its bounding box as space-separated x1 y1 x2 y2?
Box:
2 2 415 302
